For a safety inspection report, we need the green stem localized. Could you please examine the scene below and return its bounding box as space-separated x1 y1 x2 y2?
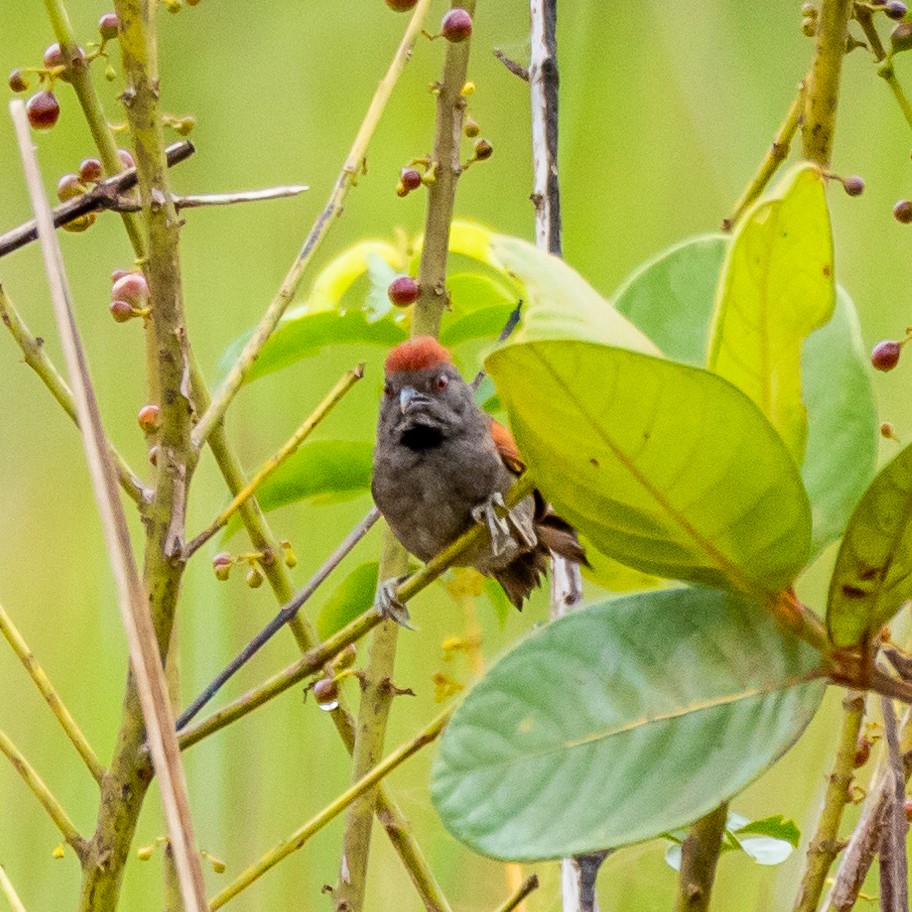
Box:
0 601 104 784
853 5 912 132
793 692 865 912
802 0 853 166
673 803 729 912
208 709 451 910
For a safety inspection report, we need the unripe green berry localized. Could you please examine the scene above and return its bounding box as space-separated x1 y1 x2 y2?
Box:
441 8 473 42
801 2 817 16
213 552 232 581
246 565 264 588
61 213 96 233
388 275 420 307
386 0 418 9
801 16 817 36
56 174 86 202
872 340 902 371
463 117 480 138
99 12 119 39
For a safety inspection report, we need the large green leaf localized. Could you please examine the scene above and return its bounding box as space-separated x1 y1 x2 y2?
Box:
612 236 876 556
708 164 835 462
317 561 379 640
827 442 912 648
485 340 811 597
431 587 825 860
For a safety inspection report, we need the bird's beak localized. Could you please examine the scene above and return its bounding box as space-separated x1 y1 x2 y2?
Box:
399 387 430 414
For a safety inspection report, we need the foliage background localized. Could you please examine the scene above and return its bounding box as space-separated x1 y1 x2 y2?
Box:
0 2 907 909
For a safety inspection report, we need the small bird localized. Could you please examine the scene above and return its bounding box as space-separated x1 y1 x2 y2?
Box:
371 336 587 621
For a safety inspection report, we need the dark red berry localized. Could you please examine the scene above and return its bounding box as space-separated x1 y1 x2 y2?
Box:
893 21 912 50
110 300 134 323
56 173 86 202
8 69 28 93
872 340 902 371
473 138 493 160
854 736 872 768
894 199 912 223
400 168 422 192
117 148 135 170
137 404 160 433
441 8 473 42
27 91 60 130
388 276 420 307
112 273 149 306
78 158 102 183
98 13 119 40
386 0 418 9
843 175 865 197
886 0 908 19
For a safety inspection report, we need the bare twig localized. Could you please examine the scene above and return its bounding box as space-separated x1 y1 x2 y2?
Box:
877 697 908 912
0 141 194 259
192 0 433 448
0 287 149 505
184 364 363 557
176 507 380 730
103 184 309 214
0 866 28 912
674 805 728 912
177 475 535 753
794 692 866 912
208 709 451 910
493 875 541 912
493 48 529 82
723 81 804 231
854 5 912 132
11 98 207 912
0 601 104 783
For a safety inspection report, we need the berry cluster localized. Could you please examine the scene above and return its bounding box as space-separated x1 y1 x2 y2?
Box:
109 269 150 323
212 541 297 586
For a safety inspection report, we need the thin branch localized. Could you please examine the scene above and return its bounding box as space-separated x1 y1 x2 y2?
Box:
0 866 28 912
493 875 541 912
0 601 104 784
176 507 380 730
723 81 804 231
10 99 207 911
803 0 854 166
208 709 451 910
794 692 866 912
853 5 912 132
177 475 535 753
877 696 908 912
103 184 309 214
184 364 364 557
191 0 433 448
560 854 609 912
0 727 87 859
673 804 728 912
493 48 529 82
0 141 194 259
0 286 148 506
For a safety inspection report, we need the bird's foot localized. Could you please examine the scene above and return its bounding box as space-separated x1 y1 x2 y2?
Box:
376 577 414 630
471 492 535 556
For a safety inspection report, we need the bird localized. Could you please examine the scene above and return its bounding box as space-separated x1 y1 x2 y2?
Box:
371 335 587 622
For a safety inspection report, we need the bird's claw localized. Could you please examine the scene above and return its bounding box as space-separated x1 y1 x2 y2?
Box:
471 491 534 556
376 577 414 630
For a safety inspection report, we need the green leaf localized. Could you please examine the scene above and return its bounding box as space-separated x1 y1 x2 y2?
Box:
485 340 812 597
486 234 660 353
827 441 912 648
708 164 835 462
611 236 877 556
613 234 726 366
441 306 518 347
317 561 379 640
431 587 825 860
735 815 800 848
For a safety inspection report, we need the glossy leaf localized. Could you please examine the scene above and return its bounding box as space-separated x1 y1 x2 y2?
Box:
827 441 912 648
612 236 877 556
486 340 812 596
317 561 378 640
431 587 825 860
708 164 835 462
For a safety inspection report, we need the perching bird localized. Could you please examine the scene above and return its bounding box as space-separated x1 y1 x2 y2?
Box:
371 336 587 620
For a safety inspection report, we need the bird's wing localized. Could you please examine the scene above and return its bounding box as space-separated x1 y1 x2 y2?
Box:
490 419 525 475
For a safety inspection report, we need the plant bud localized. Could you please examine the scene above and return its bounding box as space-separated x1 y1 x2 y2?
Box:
213 552 232 581
110 300 134 323
473 138 493 160
56 173 86 202
463 117 480 138
112 272 149 307
246 565 264 588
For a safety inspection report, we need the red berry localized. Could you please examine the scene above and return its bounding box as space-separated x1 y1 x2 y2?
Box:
78 158 102 183
441 8 473 42
400 168 422 192
112 273 149 306
117 148 136 170
843 176 865 197
137 404 160 433
110 300 135 323
111 269 130 284
872 340 902 371
26 91 60 130
386 0 418 9
474 138 493 160
56 174 86 202
98 13 119 40
388 276 420 307
43 43 84 82
8 69 28 93
894 199 912 223
886 0 907 19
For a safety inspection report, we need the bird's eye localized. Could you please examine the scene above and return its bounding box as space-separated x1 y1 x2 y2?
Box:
435 374 449 391
383 382 393 397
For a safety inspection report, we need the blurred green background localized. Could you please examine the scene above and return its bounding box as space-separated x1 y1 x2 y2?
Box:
0 2 908 910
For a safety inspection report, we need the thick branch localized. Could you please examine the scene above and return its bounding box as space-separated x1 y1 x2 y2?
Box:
0 601 104 783
673 804 728 912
